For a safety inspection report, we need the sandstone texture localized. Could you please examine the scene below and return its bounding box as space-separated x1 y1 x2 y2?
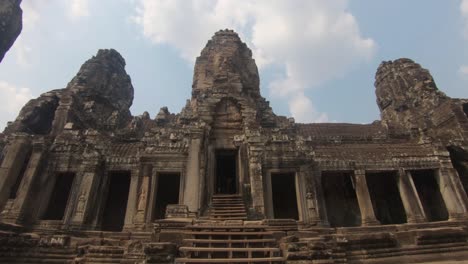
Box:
4 49 133 135
0 0 22 62
0 29 467 263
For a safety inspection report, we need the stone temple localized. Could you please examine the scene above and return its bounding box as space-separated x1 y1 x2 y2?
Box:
1 27 468 263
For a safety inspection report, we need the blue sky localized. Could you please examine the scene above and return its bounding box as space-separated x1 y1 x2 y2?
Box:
0 0 467 129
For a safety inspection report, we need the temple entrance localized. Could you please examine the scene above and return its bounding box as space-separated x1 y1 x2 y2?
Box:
411 170 448 222
271 173 299 220
101 171 131 231
322 171 361 227
42 172 75 220
366 171 407 224
153 173 180 220
215 150 237 194
447 146 468 195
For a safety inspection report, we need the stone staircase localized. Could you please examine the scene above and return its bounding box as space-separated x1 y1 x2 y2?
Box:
77 246 125 263
175 223 285 263
208 194 247 220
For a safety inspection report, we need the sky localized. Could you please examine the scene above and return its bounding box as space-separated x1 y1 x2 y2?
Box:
0 0 468 129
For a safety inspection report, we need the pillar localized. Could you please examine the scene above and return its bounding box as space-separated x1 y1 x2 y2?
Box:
313 169 330 226
248 149 265 217
134 164 152 226
397 169 426 223
183 137 201 214
0 135 31 212
123 169 139 230
6 139 45 224
70 169 100 229
353 170 380 226
437 167 468 220
445 167 468 213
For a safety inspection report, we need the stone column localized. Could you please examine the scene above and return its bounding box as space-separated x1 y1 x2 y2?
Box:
183 136 201 215
397 169 426 223
124 169 139 230
0 135 31 212
437 168 468 220
353 170 380 226
50 94 72 136
301 166 321 225
445 167 468 213
70 167 100 229
134 164 152 226
69 149 102 229
6 139 45 224
248 148 265 217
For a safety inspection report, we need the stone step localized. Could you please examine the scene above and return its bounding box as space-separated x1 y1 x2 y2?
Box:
209 216 248 220
210 212 247 216
211 205 245 208
212 201 244 204
212 199 243 202
175 257 285 263
211 208 247 214
82 258 122 263
184 238 276 244
212 198 243 201
180 247 281 253
212 203 244 205
211 204 245 207
212 194 243 198
186 225 266 230
186 231 272 236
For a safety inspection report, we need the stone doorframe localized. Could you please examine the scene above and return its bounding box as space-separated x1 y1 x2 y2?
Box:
264 169 305 222
207 144 246 200
146 169 185 222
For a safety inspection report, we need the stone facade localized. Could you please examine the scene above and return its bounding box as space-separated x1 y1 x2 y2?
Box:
0 29 468 263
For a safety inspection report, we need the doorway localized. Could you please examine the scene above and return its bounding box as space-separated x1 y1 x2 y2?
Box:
271 173 299 220
322 171 361 227
42 172 75 220
411 170 448 222
153 173 180 220
366 171 407 224
101 171 131 231
215 150 237 194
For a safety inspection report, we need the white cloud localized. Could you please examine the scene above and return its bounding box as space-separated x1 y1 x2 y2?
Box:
459 65 468 77
0 81 33 129
132 0 375 122
462 0 468 37
460 1 468 80
11 1 44 67
69 0 90 19
289 93 329 123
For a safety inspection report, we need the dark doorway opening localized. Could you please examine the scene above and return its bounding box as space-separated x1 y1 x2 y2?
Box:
366 171 407 224
153 173 180 220
447 146 468 195
101 171 131 231
271 173 299 220
9 149 32 199
42 172 75 220
463 103 468 118
322 171 361 227
215 150 237 194
411 170 448 222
